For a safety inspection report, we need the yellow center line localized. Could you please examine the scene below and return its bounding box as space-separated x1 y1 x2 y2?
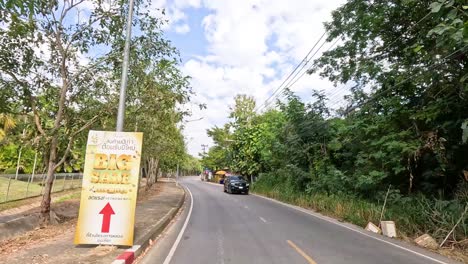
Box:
287 240 318 264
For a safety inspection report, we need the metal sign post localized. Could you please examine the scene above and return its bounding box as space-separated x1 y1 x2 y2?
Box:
116 0 135 132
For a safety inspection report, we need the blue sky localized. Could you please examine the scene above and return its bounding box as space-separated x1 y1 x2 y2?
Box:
156 0 348 156
165 8 210 61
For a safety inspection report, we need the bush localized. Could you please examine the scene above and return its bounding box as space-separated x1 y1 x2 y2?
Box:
255 165 309 194
3 168 17 174
455 181 468 203
306 165 349 195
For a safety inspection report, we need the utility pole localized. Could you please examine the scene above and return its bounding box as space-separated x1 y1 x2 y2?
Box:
201 144 208 154
116 0 135 132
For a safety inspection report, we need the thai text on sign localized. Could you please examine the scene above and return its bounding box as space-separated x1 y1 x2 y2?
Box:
74 131 143 246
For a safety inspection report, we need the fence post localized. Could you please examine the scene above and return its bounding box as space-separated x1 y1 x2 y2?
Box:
5 176 12 202
61 174 66 191
31 152 38 183
71 174 74 189
26 174 32 198
15 147 22 180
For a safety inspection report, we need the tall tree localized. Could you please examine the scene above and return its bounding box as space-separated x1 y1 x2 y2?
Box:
312 0 468 196
0 0 188 223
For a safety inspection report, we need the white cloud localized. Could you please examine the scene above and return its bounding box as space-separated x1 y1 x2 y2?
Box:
175 23 191 34
150 0 201 30
174 0 201 8
157 0 348 156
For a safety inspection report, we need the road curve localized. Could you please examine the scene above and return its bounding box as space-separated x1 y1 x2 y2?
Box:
142 176 459 264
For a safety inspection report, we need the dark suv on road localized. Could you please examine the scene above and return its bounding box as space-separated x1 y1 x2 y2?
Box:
224 175 249 194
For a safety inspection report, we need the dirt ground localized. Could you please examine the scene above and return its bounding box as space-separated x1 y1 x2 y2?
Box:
0 182 164 263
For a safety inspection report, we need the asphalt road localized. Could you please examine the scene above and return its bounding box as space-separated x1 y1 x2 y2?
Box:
140 176 459 264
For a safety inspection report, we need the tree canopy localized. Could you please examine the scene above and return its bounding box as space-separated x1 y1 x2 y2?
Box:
0 0 196 223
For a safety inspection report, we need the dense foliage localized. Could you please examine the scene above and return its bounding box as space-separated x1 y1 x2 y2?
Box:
202 0 467 247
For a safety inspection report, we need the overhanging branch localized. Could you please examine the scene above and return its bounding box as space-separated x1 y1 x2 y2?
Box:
53 114 99 170
31 97 46 136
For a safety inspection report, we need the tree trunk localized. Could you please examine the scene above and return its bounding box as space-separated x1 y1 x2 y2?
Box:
40 136 58 225
145 158 152 191
153 158 159 183
145 158 160 191
39 23 68 225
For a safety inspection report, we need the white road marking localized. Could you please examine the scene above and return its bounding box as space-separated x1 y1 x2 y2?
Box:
244 205 249 209
252 194 450 264
217 229 225 264
162 185 194 264
259 217 267 223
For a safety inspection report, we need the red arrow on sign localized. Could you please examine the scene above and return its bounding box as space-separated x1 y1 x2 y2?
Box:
99 202 115 233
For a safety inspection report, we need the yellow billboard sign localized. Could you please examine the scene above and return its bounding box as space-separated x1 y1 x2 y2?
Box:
74 130 143 246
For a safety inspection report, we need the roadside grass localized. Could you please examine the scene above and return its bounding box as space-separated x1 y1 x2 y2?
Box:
55 191 81 203
254 188 380 227
51 179 82 193
0 177 43 202
0 177 82 203
0 188 83 212
254 187 468 262
252 185 466 241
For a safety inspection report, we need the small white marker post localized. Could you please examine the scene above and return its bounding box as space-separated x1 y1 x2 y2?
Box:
176 163 179 186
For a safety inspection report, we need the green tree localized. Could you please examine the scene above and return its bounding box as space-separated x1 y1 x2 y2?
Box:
200 124 233 170
313 0 468 196
0 0 190 223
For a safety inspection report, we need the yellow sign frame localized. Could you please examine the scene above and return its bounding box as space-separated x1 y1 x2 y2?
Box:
74 130 143 246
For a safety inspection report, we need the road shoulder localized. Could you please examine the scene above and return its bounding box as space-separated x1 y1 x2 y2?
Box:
0 181 185 264
136 183 192 264
250 191 463 264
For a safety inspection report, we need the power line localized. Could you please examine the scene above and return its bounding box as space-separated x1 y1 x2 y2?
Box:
325 85 353 102
371 10 433 60
301 7 435 110
259 36 337 112
281 36 331 90
321 44 465 115
269 44 466 119
256 33 327 113
344 45 468 115
256 3 436 114
255 31 327 113
286 37 340 90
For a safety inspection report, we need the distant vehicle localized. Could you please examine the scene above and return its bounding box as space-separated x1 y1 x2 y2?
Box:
224 175 249 194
